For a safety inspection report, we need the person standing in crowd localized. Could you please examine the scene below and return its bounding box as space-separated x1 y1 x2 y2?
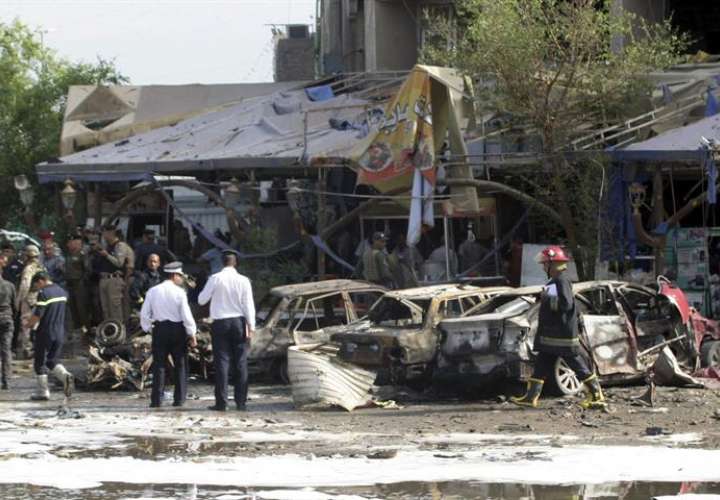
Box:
1 243 23 286
130 254 163 311
428 238 459 281
0 254 15 390
24 271 73 401
65 234 89 333
355 232 395 288
511 246 606 410
134 229 163 272
96 225 134 323
389 233 423 289
85 230 104 327
41 240 65 288
140 262 197 408
198 249 255 412
16 244 45 359
458 224 488 275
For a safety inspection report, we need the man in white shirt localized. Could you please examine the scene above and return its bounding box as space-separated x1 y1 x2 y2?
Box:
198 249 255 411
140 262 197 408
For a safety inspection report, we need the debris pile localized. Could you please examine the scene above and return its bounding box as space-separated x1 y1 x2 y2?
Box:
86 319 214 390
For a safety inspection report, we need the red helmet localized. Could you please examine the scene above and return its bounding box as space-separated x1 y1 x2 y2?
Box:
535 245 570 264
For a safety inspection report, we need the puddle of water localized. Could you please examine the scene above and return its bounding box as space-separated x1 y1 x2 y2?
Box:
0 481 718 499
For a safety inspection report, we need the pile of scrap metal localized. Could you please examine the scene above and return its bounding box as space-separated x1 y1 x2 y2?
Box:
85 319 214 390
287 279 720 410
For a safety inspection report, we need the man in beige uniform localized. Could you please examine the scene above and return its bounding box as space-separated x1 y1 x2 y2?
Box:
97 226 135 323
355 232 395 288
16 245 45 358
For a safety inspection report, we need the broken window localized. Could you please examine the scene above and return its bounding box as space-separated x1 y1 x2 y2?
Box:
293 293 350 333
367 297 429 328
347 291 384 319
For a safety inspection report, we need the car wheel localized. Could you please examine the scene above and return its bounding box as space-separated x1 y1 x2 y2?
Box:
700 340 720 368
548 357 582 396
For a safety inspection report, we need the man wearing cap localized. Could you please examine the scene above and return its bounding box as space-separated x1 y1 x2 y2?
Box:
65 234 89 333
140 262 197 408
355 232 395 288
198 249 255 411
97 225 135 323
130 254 163 310
24 271 73 401
0 254 16 389
16 245 45 358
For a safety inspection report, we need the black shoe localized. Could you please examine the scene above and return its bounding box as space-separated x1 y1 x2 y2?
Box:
207 404 227 412
236 404 247 411
1 381 8 390
149 402 161 408
172 401 184 407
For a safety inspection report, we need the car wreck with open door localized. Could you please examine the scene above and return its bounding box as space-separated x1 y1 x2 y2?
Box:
436 279 720 394
329 284 510 385
249 279 386 381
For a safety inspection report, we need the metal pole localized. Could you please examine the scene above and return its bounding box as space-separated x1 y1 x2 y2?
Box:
444 216 451 280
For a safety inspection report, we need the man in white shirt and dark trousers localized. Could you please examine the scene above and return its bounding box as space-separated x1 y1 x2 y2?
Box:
198 249 255 411
140 262 197 409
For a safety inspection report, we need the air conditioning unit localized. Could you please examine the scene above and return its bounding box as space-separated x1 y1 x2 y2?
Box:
287 24 310 39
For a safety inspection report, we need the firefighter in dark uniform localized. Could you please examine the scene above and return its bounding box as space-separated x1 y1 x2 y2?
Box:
24 271 73 401
511 246 606 409
140 262 197 408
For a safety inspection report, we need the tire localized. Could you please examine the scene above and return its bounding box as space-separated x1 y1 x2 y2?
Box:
700 340 720 368
548 357 583 396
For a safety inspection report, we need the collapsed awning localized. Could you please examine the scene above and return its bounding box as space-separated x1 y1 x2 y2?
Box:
36 86 373 183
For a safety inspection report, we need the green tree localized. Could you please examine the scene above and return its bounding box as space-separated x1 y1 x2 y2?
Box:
0 19 127 231
421 0 688 278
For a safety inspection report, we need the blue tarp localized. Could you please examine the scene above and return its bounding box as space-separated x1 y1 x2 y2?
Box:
305 84 335 102
612 114 720 162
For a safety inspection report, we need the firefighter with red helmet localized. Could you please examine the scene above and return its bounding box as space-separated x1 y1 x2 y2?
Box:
511 245 606 409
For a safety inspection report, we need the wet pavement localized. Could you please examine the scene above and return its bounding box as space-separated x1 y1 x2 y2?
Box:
2 357 720 499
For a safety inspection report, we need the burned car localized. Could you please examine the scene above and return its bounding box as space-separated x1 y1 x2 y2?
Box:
330 284 509 384
436 279 720 394
250 279 386 381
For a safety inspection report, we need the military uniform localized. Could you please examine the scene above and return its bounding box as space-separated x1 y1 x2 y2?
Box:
357 248 394 288
98 240 134 323
65 250 89 330
0 277 15 389
16 257 44 357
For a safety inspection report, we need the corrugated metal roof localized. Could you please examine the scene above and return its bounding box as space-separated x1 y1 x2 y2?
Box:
38 88 372 182
288 344 377 411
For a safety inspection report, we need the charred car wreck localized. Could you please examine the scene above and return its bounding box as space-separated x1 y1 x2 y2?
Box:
330 284 508 385
436 279 720 394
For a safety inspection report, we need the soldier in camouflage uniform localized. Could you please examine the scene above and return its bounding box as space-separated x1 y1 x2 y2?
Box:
16 245 45 359
97 226 135 324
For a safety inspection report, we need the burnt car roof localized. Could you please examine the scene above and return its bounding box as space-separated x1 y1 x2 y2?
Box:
270 279 386 298
384 284 510 301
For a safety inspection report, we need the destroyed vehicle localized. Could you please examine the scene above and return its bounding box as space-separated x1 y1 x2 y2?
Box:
330 284 509 384
249 279 386 381
436 278 720 394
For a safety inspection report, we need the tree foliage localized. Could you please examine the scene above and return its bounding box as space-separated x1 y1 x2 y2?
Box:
0 19 128 229
420 0 689 278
